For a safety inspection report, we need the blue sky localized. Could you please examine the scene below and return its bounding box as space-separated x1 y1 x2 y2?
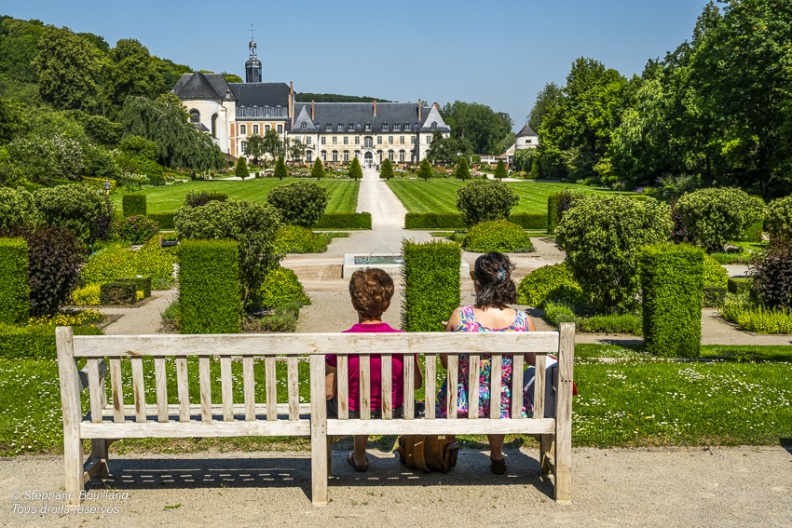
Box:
4 0 712 130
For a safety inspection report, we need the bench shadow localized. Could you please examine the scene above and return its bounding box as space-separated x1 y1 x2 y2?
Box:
87 448 555 502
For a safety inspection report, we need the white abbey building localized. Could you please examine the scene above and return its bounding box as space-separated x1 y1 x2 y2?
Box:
173 39 450 165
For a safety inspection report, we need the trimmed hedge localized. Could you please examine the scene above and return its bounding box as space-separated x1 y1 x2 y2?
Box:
401 240 461 332
100 280 137 305
147 213 175 229
728 277 753 296
508 213 548 230
122 193 147 217
274 225 327 254
547 193 561 234
703 286 727 308
463 220 534 253
259 266 311 309
314 212 372 229
640 244 704 358
118 275 152 298
0 324 103 359
82 176 116 193
179 240 242 333
405 213 465 229
517 263 586 308
0 238 30 325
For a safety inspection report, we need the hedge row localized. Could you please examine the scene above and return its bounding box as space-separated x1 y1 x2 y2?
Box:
122 194 147 217
147 213 175 229
314 212 372 229
508 213 548 230
99 281 137 305
405 213 466 229
179 239 242 333
640 244 704 358
547 193 562 234
0 324 103 359
401 240 461 332
82 176 116 193
0 238 29 325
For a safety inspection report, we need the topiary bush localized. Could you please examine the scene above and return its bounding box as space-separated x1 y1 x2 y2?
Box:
555 195 673 313
179 239 242 333
274 225 327 254
674 187 765 251
463 220 534 253
80 240 175 286
113 215 159 244
401 240 461 332
765 195 792 241
348 157 362 181
314 212 372 229
99 280 137 305
380 158 395 180
417 158 433 181
494 159 507 180
547 190 584 234
516 263 586 308
404 213 465 229
0 188 40 233
455 157 470 181
274 156 287 180
175 199 282 311
311 158 325 180
20 225 85 317
0 238 29 325
258 265 310 309
122 193 147 217
185 190 228 208
749 238 792 311
703 255 729 288
235 157 249 179
455 180 519 228
34 184 109 246
266 181 329 228
639 243 704 358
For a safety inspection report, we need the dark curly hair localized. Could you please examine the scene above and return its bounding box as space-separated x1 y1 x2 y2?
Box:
472 252 517 309
349 268 394 319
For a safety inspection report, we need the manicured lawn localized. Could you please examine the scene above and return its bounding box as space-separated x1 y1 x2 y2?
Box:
387 179 626 215
111 178 359 214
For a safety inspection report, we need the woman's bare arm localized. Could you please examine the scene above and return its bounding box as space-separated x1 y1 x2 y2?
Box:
325 364 337 400
413 355 424 390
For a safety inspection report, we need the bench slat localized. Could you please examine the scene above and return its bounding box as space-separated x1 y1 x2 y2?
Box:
327 418 556 436
359 354 370 419
490 354 502 419
176 358 189 422
288 356 299 421
468 354 480 419
402 354 415 420
555 322 575 502
512 355 525 419
243 357 255 421
110 358 124 423
199 357 212 422
221 357 233 421
380 353 392 420
96 402 311 420
155 358 168 423
81 420 310 439
87 359 103 424
447 355 458 419
266 356 277 421
533 354 546 419
131 357 146 423
424 353 436 419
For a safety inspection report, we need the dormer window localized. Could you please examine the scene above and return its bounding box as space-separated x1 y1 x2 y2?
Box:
337 123 344 132
382 123 388 132
431 122 437 131
365 123 371 132
301 121 307 130
394 123 400 132
326 124 332 132
348 123 354 132
264 106 271 116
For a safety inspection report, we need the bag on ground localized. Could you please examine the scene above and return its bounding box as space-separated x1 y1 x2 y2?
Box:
396 435 459 472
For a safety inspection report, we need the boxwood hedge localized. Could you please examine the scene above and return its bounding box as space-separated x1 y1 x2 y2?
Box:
401 240 461 332
0 238 29 325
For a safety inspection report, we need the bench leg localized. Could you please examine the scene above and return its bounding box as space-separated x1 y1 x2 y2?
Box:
90 439 110 479
63 431 84 506
310 357 328 506
540 435 554 476
555 429 572 503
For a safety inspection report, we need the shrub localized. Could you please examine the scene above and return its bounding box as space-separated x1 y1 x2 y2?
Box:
274 225 327 254
117 275 152 298
146 213 175 229
517 263 585 308
463 220 534 253
235 157 249 179
175 200 282 310
404 213 465 229
99 280 137 305
0 238 29 324
122 193 147 217
179 239 242 333
508 213 548 230
417 159 433 181
639 244 704 357
69 284 101 306
185 191 228 208
0 323 102 359
703 286 727 308
555 195 673 313
455 157 470 181
703 255 728 288
674 188 765 251
274 156 287 180
311 158 325 180
259 266 310 309
80 240 175 285
721 296 792 333
348 157 363 181
20 225 85 317
494 159 507 180
542 301 576 324
749 238 792 311
114 215 159 244
728 277 753 296
765 195 792 241
401 240 461 332
547 190 584 234
314 212 372 229
380 158 395 180
577 313 643 334
34 184 109 246
0 188 40 233
266 182 329 228
456 180 519 227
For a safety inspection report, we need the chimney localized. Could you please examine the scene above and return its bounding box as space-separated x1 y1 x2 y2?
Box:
418 99 422 121
289 81 294 127
373 100 377 117
311 100 315 120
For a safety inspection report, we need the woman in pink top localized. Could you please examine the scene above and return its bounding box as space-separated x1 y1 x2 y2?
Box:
325 268 423 472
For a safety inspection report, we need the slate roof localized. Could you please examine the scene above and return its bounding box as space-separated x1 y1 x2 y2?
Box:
516 124 538 137
229 82 291 111
172 72 230 100
306 102 449 134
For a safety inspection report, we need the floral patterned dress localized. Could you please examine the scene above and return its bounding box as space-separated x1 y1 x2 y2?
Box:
438 305 531 418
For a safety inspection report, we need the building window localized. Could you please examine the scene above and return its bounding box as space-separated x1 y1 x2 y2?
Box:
411 136 416 144
388 150 394 161
343 137 349 145
426 135 431 144
355 136 360 145
399 150 405 162
240 124 247 136
348 123 354 132
388 136 393 144
382 123 388 132
431 122 437 130
326 124 332 132
265 124 271 132
337 124 344 132
344 151 349 162
238 106 246 117
365 123 371 132
241 141 247 154
400 136 405 144
253 124 259 135
306 136 312 145
189 109 200 123
211 114 218 138
301 121 307 130
332 137 337 145
364 137 373 147
394 123 400 132
321 137 326 145
306 151 312 162
332 151 338 162
277 124 283 133
321 150 327 161
377 136 383 145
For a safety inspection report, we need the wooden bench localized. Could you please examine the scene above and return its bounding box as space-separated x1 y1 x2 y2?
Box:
56 323 574 506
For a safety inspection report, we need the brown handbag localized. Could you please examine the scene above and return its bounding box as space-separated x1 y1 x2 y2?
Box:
396 435 459 472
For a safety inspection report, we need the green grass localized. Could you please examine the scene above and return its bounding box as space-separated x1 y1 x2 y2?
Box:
387 180 624 215
575 343 792 363
709 241 766 264
111 178 359 215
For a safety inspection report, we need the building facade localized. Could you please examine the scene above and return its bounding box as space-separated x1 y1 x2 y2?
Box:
173 39 449 164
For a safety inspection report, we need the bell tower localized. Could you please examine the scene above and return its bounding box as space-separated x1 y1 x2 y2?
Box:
245 26 262 83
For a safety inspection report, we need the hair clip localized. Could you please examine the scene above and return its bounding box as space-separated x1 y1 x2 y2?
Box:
497 269 507 282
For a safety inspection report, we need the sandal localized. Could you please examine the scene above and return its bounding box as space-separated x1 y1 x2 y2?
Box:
490 457 506 475
347 451 369 472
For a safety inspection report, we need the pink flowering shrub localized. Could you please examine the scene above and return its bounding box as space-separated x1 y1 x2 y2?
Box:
113 215 159 244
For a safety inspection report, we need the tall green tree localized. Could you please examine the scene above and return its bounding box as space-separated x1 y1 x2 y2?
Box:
440 101 513 155
417 158 433 181
380 158 395 180
455 156 470 181
348 156 363 181
262 128 283 160
528 83 562 132
274 156 287 180
235 157 249 179
102 39 163 118
311 158 325 180
494 159 508 180
246 134 265 165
